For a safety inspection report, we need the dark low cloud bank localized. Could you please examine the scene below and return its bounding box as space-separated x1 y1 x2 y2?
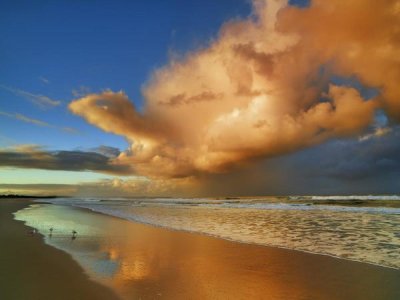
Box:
0 147 131 175
312 131 400 181
202 127 400 196
91 145 121 158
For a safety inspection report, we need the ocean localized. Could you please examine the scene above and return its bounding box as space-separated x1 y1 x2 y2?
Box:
15 196 400 270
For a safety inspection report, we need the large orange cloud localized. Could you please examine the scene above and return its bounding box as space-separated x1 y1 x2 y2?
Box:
69 0 397 179
278 0 400 119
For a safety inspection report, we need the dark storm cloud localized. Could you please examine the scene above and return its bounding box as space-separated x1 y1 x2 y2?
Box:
0 147 132 175
91 145 121 158
200 127 400 196
265 126 400 194
308 127 400 181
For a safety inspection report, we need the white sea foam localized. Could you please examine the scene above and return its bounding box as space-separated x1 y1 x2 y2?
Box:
307 195 400 201
39 197 400 269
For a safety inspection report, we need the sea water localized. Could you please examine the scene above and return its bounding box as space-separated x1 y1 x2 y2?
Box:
23 196 400 270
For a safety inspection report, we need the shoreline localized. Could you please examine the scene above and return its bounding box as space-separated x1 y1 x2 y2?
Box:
69 202 399 271
0 199 119 300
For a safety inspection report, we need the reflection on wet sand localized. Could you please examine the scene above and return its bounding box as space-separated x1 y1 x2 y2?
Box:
96 224 310 299
15 204 400 300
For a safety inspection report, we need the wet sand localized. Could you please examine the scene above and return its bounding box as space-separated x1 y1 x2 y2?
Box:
85 211 400 300
0 199 119 300
4 199 400 300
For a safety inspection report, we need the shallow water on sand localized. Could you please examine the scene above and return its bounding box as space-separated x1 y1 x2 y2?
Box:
39 197 400 269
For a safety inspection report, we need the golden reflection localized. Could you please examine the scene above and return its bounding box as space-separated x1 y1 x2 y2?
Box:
90 218 324 300
119 258 150 281
106 247 152 281
108 248 119 261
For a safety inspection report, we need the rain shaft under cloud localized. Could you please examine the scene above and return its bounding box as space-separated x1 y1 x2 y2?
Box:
69 0 399 181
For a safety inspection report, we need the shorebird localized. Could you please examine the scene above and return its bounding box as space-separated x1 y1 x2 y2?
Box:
72 230 77 238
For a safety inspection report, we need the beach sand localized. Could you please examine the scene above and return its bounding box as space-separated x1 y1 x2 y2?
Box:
0 199 119 300
3 199 400 300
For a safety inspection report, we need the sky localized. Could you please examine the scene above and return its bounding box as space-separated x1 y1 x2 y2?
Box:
0 0 399 197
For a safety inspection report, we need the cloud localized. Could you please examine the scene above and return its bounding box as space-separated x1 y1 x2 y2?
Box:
72 86 92 98
359 127 392 142
64 0 398 184
0 85 61 108
0 145 131 175
200 126 400 196
0 110 79 134
88 176 198 197
316 127 400 181
0 177 198 197
39 76 50 84
0 111 50 127
91 145 121 158
278 0 400 120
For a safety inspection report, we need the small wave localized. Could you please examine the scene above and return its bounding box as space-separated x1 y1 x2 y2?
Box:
39 197 400 215
215 202 400 214
309 195 400 201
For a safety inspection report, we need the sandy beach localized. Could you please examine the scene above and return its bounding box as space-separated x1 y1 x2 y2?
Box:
6 199 400 300
0 199 119 300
